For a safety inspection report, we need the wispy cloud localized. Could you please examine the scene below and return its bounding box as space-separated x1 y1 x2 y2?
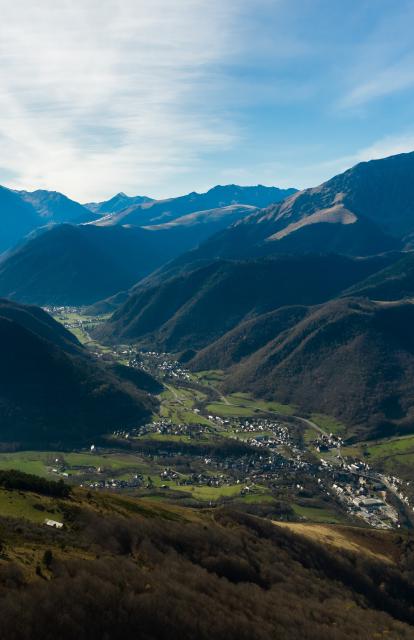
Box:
0 1 413 200
337 2 414 110
218 131 414 192
0 1 244 200
339 55 414 110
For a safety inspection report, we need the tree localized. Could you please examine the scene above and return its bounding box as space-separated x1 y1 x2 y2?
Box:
43 549 53 567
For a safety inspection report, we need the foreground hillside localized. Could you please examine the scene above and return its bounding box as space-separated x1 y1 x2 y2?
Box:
0 299 155 443
0 473 414 640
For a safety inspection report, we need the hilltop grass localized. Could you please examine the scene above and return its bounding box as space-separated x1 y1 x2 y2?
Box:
0 487 63 523
274 522 396 563
0 451 156 480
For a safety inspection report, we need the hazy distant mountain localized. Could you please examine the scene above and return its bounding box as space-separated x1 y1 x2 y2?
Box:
144 203 258 232
0 185 94 253
0 186 39 253
0 224 190 306
85 192 154 215
97 253 396 351
92 185 297 228
219 298 414 440
138 204 259 254
16 189 89 223
0 299 155 443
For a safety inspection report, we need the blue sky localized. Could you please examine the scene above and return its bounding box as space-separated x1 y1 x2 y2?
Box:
0 0 414 201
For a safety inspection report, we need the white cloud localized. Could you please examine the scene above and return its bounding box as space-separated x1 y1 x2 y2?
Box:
0 0 244 200
339 57 414 109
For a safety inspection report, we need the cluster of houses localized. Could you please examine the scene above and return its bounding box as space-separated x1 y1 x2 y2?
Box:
81 474 149 491
45 305 98 337
131 351 191 381
130 420 210 439
312 458 403 529
314 433 344 452
330 473 399 529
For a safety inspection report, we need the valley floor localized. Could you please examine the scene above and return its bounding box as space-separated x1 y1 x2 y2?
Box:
2 305 411 533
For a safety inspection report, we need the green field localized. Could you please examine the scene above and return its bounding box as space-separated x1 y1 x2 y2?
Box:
206 392 295 418
157 385 211 425
192 370 225 383
51 309 112 349
310 413 346 435
206 403 257 417
165 483 267 502
341 434 414 479
292 503 346 524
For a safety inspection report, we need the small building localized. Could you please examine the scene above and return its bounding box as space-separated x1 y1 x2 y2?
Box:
359 497 384 510
44 519 64 529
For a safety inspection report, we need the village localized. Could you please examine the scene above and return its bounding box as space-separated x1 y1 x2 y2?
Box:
42 409 410 530
43 308 413 530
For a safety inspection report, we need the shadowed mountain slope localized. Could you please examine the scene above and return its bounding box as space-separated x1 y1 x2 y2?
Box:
0 299 155 443
344 251 414 301
97 253 397 351
188 305 310 370
0 223 190 305
220 298 414 440
153 152 414 276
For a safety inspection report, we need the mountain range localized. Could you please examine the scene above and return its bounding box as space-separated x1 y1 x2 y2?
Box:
0 184 294 305
0 186 97 253
161 152 414 272
4 152 414 440
90 184 296 227
94 152 414 439
84 192 154 215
